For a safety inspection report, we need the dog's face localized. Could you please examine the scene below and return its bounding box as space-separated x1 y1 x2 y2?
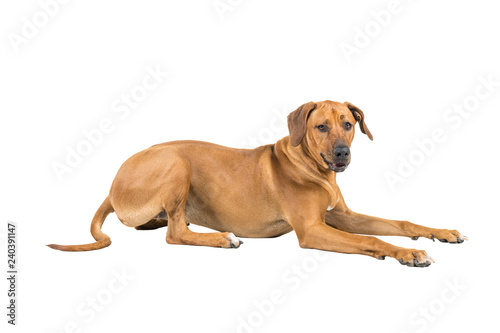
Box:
287 100 373 172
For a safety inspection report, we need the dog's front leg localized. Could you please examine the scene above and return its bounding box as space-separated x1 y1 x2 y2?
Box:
325 209 468 244
292 219 434 267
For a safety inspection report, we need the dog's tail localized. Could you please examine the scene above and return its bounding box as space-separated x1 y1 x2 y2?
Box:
47 196 114 252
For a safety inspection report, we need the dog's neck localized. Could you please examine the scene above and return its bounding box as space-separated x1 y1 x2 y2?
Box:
275 136 338 207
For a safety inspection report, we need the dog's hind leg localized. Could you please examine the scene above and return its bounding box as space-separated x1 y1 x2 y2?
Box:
162 158 242 249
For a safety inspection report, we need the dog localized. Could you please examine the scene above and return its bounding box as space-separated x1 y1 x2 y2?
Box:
48 100 467 267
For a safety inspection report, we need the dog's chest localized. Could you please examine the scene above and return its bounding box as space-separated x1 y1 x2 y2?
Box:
325 188 341 212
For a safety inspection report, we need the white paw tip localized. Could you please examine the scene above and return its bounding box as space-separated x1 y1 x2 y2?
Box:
227 233 242 246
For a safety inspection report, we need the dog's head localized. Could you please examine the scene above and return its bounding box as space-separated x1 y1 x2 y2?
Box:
287 100 373 172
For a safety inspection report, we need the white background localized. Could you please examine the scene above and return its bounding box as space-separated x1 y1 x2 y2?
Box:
1 0 499 332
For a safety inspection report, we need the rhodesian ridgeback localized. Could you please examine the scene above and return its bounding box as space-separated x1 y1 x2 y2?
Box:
48 100 467 267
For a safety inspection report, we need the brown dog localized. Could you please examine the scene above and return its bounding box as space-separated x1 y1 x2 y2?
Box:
48 100 467 267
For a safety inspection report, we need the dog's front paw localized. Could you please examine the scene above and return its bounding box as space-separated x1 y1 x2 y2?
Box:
221 232 244 248
395 249 434 267
430 229 468 244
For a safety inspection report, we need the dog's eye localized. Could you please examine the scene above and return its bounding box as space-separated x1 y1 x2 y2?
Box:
344 122 352 131
316 124 328 132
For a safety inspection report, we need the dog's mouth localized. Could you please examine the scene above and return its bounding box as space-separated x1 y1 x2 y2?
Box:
320 153 348 173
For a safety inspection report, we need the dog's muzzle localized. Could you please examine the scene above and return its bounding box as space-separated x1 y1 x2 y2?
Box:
321 146 350 173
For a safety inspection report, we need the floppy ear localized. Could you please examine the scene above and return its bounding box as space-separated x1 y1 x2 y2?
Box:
344 102 373 141
287 101 317 147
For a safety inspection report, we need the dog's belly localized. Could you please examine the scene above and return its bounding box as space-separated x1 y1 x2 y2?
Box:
185 208 293 237
184 196 292 238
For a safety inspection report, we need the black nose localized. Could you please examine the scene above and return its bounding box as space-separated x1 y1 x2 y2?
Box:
334 146 350 159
